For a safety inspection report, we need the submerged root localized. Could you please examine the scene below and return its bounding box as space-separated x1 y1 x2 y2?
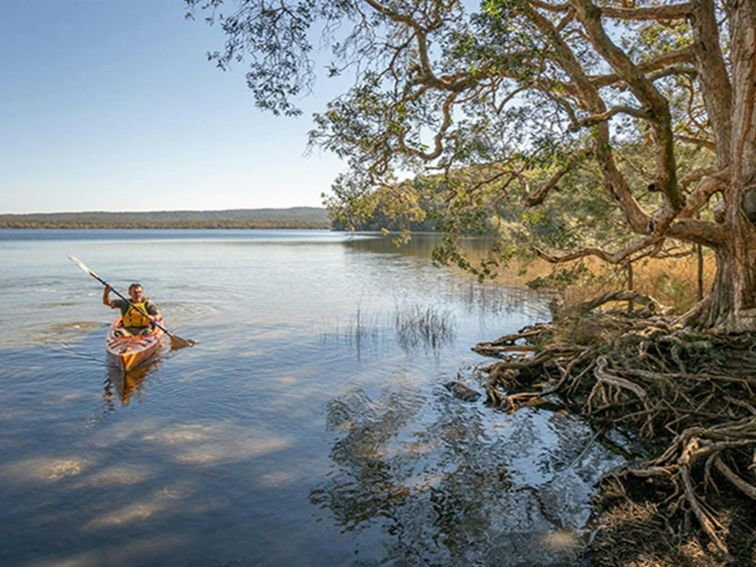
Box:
477 311 756 563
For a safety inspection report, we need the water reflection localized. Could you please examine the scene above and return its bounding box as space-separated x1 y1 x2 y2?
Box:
312 385 625 566
346 233 497 260
347 234 555 321
103 359 164 408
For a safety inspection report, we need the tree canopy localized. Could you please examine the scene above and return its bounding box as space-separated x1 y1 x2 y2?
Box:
187 0 755 330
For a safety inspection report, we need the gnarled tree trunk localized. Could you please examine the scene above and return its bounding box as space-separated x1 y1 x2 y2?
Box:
699 219 756 331
690 0 756 332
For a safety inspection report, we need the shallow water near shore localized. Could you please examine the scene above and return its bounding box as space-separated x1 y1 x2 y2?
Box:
0 229 626 566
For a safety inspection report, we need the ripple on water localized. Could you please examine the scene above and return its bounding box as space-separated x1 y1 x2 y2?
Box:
19 321 106 349
156 300 223 319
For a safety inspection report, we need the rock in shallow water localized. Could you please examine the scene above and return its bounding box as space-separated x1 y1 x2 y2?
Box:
444 381 481 402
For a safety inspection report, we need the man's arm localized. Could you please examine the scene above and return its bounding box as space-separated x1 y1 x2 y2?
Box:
102 285 116 308
146 300 161 319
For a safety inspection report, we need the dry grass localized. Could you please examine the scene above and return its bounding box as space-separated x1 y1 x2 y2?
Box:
589 496 722 567
589 476 753 567
487 251 717 314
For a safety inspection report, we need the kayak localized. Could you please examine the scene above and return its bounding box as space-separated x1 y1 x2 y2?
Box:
105 317 166 372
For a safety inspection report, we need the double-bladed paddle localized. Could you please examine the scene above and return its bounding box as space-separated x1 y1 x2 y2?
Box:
68 255 196 349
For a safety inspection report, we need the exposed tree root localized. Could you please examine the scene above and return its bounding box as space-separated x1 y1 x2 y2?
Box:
477 305 756 563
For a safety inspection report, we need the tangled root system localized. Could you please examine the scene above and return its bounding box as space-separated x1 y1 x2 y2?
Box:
477 294 755 564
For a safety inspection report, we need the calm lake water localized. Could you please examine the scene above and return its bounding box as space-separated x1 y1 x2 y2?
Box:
0 229 626 566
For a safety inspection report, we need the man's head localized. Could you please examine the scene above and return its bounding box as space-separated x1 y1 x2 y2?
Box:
128 283 145 302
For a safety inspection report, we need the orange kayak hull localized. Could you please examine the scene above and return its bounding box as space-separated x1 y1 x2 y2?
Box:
105 317 166 372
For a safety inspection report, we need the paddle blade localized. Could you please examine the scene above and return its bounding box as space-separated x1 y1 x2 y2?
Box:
169 335 197 349
68 255 105 284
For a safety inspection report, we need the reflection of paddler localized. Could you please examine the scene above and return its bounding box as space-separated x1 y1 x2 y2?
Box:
105 359 160 406
103 283 161 336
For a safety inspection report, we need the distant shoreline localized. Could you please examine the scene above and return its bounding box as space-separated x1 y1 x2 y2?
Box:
0 222 332 229
0 207 332 230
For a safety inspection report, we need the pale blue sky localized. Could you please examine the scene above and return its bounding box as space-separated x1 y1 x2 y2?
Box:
0 0 346 213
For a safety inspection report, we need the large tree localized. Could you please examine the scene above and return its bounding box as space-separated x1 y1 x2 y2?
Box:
188 0 756 331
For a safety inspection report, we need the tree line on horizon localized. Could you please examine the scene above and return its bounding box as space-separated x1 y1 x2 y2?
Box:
0 208 331 229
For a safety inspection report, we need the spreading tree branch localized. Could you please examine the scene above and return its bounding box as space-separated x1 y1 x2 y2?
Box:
571 0 683 211
534 235 664 264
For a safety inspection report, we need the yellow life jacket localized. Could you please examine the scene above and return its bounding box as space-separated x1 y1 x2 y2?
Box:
123 301 151 328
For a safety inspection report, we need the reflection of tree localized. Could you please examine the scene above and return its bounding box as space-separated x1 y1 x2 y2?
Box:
312 387 612 565
346 234 496 259
313 390 418 533
351 234 551 316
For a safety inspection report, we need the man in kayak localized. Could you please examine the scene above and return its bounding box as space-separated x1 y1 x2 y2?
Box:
103 282 161 336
